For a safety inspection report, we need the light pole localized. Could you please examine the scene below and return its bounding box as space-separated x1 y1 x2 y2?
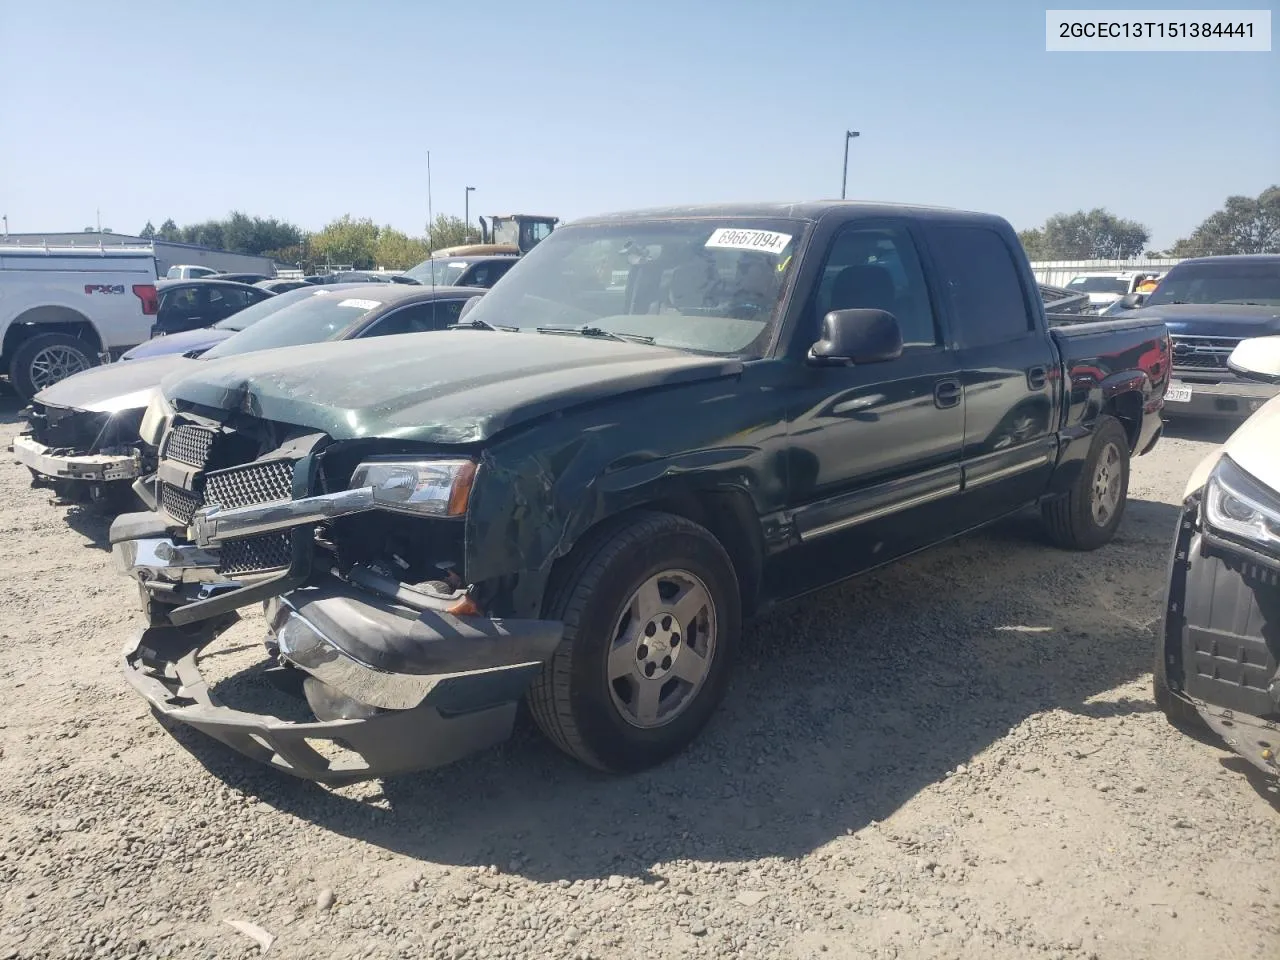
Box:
465 186 476 240
841 130 860 200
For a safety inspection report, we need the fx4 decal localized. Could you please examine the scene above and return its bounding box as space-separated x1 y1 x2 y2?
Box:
85 284 126 294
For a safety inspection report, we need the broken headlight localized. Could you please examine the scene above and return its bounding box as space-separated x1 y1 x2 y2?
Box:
139 391 174 448
349 459 477 517
1204 455 1280 556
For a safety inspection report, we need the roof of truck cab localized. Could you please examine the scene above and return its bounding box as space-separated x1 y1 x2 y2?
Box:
566 200 1002 226
1171 254 1280 267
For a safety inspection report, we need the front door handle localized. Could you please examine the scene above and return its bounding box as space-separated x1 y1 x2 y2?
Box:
1026 365 1048 390
934 379 962 409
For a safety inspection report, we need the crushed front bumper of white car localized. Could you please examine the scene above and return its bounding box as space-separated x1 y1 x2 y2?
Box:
10 433 142 482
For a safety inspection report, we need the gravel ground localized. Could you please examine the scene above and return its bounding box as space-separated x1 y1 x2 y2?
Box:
0 398 1276 960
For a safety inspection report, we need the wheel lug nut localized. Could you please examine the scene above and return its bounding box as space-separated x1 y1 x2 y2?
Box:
661 616 672 631
661 656 672 670
645 623 656 637
637 644 648 659
644 663 656 677
670 635 680 647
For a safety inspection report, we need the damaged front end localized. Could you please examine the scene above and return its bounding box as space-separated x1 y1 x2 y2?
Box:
111 404 563 784
1160 458 1280 782
11 399 150 501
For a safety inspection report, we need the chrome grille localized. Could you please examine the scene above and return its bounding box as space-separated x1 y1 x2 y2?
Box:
159 483 202 525
218 533 292 575
163 424 217 468
1171 335 1240 372
204 460 295 509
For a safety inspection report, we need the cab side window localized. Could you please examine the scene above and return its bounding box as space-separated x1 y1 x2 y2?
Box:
813 224 939 348
925 225 1035 348
364 300 466 337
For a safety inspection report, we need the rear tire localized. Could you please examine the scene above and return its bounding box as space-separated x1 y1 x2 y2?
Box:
1042 414 1130 550
528 511 741 773
9 333 97 400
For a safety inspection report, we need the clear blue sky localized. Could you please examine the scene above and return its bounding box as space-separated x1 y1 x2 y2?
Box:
1 0 1275 248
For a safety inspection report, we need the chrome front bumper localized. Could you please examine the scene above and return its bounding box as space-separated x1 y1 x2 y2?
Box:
119 572 563 782
10 433 142 482
110 499 566 781
191 486 377 547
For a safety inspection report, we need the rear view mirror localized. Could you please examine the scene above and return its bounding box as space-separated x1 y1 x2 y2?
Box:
459 296 482 320
808 309 903 366
1227 336 1280 384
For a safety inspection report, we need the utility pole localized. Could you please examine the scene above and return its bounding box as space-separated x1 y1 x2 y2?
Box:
465 186 476 240
841 130 860 200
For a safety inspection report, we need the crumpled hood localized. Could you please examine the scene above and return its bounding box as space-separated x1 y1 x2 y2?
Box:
161 329 744 444
121 327 234 361
35 356 198 414
1123 303 1280 340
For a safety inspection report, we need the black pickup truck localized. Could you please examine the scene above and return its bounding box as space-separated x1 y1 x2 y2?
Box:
109 201 1171 783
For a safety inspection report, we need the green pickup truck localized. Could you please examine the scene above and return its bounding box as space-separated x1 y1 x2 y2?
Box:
110 201 1171 784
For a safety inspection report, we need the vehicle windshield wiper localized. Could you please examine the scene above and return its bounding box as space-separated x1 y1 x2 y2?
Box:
1219 300 1271 306
535 324 655 344
450 318 519 332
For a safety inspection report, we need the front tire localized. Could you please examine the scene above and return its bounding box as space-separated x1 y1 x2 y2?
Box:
9 333 96 400
529 511 741 773
1042 414 1131 550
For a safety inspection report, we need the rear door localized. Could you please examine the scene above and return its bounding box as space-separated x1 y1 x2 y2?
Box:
920 222 1059 524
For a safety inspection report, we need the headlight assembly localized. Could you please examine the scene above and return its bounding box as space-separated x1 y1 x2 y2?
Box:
139 391 175 447
349 459 477 517
1204 455 1280 555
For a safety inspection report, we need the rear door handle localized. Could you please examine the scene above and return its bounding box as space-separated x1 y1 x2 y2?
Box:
1026 365 1048 390
934 379 962 409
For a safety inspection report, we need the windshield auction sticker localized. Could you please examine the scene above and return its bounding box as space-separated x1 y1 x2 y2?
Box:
337 298 382 309
705 228 793 255
1046 10 1271 51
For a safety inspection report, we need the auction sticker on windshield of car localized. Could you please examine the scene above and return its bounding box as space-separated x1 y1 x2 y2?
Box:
705 228 792 255
337 299 382 310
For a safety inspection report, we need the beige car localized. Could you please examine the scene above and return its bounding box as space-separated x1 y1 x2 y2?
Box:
1155 335 1280 781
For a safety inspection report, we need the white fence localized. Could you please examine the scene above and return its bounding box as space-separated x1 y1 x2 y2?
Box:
1029 258 1184 287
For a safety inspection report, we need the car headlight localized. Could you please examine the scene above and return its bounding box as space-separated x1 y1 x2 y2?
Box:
1204 455 1280 555
139 392 174 448
349 459 477 517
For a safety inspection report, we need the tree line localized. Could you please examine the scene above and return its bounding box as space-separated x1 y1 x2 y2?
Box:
137 212 481 271
139 185 1277 270
1018 185 1278 261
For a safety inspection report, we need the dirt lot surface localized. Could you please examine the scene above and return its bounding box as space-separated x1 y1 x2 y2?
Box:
0 399 1276 960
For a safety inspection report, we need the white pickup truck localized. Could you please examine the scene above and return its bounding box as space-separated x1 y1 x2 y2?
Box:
0 244 159 399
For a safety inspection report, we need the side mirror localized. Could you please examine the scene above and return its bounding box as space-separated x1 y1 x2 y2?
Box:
459 295 482 320
1117 292 1146 309
1227 336 1280 384
808 309 903 366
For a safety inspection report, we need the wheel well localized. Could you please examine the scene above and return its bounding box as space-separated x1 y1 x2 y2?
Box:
1102 391 1143 451
545 489 765 620
2 308 102 363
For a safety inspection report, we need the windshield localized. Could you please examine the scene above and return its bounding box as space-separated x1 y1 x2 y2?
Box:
1144 261 1280 307
201 290 382 359
1066 276 1128 294
211 285 319 332
461 218 807 357
404 259 472 285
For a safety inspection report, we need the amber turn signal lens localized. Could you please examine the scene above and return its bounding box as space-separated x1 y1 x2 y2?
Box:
446 595 482 617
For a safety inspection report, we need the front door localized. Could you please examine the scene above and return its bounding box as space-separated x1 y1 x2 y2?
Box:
772 219 965 598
